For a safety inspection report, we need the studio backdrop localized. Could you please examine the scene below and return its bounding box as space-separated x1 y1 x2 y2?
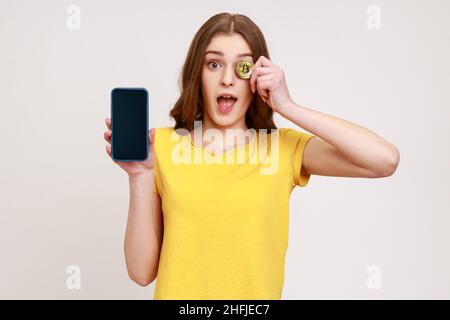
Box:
0 0 449 299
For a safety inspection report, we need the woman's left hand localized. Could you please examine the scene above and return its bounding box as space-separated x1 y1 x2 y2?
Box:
249 56 294 113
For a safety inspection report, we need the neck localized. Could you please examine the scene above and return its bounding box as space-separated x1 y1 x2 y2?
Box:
190 116 253 151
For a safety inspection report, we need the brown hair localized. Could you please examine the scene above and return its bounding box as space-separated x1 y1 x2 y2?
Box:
169 12 277 131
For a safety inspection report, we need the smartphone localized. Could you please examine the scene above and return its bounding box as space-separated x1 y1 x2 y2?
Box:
110 87 149 161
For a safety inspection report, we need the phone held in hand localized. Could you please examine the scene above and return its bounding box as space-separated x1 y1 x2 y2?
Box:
110 87 149 162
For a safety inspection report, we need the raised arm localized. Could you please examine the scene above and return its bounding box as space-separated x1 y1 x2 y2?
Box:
278 102 400 178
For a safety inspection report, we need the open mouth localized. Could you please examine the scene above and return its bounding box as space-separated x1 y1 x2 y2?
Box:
217 95 238 113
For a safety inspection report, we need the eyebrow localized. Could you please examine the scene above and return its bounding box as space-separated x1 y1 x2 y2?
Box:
204 50 254 59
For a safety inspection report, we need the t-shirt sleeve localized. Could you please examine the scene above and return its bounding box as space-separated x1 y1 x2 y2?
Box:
284 128 316 188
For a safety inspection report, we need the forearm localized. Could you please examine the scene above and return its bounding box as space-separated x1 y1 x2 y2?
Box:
124 171 162 285
278 101 400 171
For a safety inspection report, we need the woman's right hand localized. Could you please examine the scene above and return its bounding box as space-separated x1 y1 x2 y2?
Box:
104 117 156 176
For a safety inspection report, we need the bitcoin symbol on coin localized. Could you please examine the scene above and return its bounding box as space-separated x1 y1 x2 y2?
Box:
236 59 254 79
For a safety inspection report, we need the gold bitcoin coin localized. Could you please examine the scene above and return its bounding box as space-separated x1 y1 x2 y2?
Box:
236 59 254 79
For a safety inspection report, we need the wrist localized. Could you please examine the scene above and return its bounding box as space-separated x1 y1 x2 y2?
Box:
277 99 297 116
128 170 154 181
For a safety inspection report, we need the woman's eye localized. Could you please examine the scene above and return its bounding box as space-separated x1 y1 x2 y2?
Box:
208 61 220 70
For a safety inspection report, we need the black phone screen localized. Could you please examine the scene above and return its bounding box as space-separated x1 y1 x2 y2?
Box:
111 88 148 161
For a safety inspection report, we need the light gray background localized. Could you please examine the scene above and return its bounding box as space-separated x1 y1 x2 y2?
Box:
1 0 449 299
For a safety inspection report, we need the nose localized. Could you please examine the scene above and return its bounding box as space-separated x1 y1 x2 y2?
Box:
220 65 236 87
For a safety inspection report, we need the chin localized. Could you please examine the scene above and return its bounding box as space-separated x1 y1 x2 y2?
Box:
211 115 238 127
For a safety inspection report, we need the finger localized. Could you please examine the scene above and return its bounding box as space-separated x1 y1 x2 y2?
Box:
149 128 155 151
251 55 275 91
256 73 275 83
257 55 273 67
106 144 111 156
256 74 275 98
257 83 271 101
104 130 111 143
105 118 111 129
250 66 272 93
256 79 275 102
253 55 273 71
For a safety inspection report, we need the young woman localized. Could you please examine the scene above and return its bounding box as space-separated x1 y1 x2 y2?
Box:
104 13 400 300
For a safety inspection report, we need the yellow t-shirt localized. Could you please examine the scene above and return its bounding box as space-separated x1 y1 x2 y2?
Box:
151 126 315 300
